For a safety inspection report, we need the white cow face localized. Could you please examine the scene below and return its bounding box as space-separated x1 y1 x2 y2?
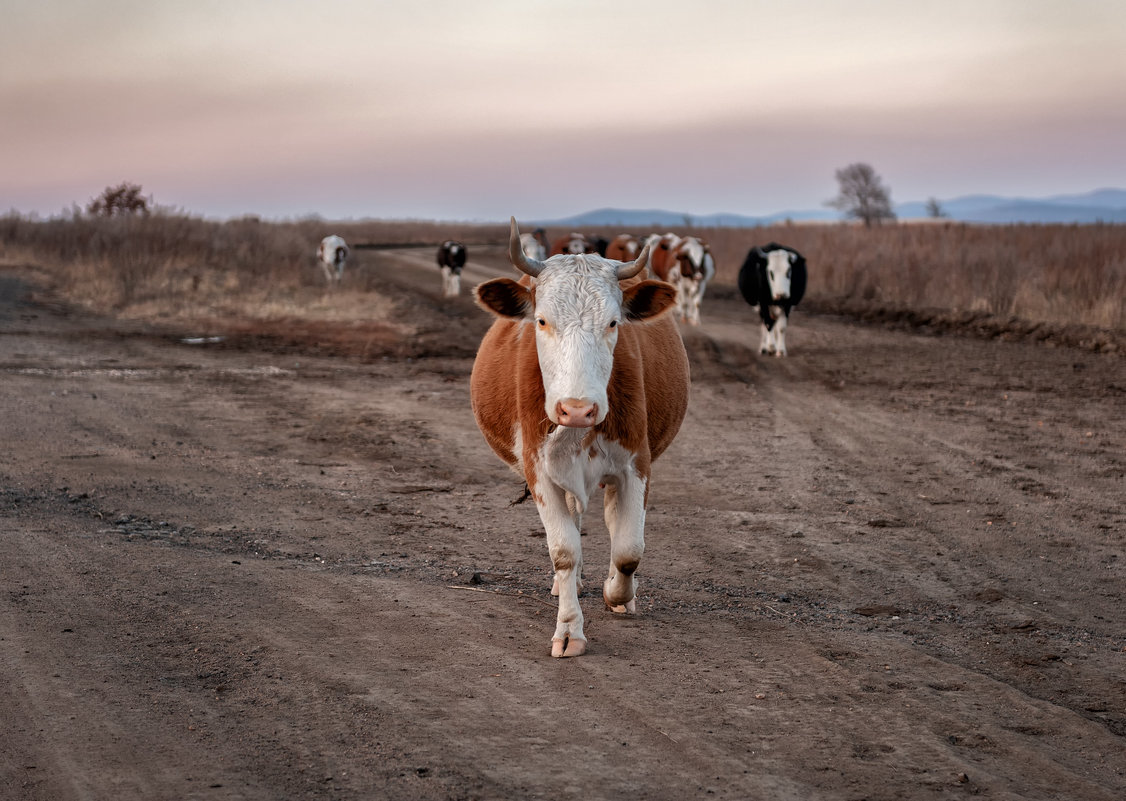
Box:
475 249 677 429
677 238 706 279
532 259 622 427
765 249 795 301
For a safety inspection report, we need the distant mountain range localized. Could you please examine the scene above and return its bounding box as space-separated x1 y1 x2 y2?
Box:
538 188 1126 228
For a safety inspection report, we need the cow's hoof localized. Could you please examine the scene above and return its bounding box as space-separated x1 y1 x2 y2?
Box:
551 635 587 658
606 598 637 614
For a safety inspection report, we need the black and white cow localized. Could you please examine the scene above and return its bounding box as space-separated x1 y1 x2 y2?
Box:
738 243 807 357
317 235 349 284
437 240 468 297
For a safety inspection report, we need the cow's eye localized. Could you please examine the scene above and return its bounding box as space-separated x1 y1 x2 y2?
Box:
608 320 618 329
537 318 547 328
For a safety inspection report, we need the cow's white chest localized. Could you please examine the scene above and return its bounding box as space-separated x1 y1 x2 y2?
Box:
539 427 635 513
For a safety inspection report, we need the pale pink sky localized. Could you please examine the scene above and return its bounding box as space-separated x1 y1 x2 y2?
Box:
3 0 1124 221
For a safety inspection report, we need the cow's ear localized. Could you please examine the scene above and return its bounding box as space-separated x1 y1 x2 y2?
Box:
475 278 532 319
622 279 677 321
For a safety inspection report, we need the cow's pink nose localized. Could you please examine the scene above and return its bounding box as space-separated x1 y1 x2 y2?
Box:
556 399 598 427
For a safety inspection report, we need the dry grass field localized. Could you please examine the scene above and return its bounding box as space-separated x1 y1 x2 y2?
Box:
1 212 1123 347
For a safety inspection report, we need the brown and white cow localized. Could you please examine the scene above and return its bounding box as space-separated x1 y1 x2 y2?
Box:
605 234 640 262
669 236 716 326
471 218 690 657
641 232 681 284
549 231 592 256
643 234 716 325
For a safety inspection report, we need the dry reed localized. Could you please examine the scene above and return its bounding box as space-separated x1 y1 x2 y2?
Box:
1 211 1123 334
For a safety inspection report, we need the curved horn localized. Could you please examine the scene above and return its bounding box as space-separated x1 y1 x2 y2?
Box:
508 217 545 277
616 243 651 280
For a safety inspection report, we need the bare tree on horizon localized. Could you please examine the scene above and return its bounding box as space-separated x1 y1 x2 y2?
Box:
827 163 896 227
925 197 950 219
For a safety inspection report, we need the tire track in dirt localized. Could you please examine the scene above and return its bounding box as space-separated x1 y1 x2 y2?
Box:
670 317 1126 743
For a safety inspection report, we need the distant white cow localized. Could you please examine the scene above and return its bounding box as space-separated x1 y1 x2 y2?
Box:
519 228 549 261
317 235 349 284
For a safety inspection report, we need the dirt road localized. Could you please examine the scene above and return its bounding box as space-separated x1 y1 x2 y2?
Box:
1 248 1124 800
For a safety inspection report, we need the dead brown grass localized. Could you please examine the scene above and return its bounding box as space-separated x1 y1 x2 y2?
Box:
2 212 1123 335
0 212 507 323
691 221 1126 331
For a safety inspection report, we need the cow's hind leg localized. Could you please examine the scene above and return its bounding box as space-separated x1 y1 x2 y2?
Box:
602 474 646 614
538 485 586 657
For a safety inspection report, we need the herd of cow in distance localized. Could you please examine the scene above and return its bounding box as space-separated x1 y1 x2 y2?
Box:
317 227 808 357
316 220 808 657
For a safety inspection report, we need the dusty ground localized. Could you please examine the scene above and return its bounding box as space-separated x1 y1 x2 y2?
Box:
1 245 1124 801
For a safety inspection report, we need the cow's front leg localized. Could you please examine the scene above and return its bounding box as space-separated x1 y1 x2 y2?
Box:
760 322 775 355
774 313 788 357
537 483 586 657
602 473 647 614
684 281 702 326
550 491 583 597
